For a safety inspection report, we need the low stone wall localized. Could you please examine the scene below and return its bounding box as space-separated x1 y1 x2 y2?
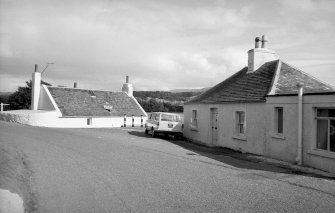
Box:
0 110 35 125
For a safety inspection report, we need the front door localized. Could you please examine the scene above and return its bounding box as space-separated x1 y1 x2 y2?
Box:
211 108 218 145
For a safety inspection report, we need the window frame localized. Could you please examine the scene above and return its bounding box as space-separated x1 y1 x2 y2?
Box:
192 110 198 128
315 108 335 153
87 118 92 126
235 111 246 135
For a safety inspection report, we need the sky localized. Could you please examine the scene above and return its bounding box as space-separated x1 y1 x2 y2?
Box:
0 0 335 92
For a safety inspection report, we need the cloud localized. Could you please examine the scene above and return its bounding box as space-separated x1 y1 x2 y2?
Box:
0 0 334 92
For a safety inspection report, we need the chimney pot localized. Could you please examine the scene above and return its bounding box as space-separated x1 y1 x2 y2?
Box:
261 35 268 48
247 35 277 73
35 64 38 72
255 37 260 48
74 82 77 88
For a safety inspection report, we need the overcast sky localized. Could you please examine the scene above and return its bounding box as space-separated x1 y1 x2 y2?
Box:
1 0 335 92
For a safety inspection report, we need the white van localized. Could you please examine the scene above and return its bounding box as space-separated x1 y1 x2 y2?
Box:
145 112 183 138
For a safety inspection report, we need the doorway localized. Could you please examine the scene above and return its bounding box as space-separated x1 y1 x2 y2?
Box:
210 108 218 145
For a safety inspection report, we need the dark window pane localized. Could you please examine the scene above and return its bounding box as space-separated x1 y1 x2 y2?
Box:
277 108 283 134
240 112 245 123
317 109 328 117
330 120 335 152
329 109 335 117
317 109 335 117
316 120 328 150
240 124 245 134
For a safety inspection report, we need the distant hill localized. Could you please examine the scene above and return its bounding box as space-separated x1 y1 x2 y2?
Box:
133 90 206 113
0 92 13 96
169 87 209 93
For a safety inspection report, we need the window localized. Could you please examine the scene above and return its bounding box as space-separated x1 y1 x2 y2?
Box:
316 109 335 152
192 110 198 127
87 118 92 125
236 111 245 134
275 107 284 134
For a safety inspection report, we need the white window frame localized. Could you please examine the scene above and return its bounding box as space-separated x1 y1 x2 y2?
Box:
192 110 198 127
235 111 245 135
315 108 335 153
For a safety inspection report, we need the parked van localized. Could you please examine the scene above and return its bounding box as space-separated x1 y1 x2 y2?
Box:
145 112 183 138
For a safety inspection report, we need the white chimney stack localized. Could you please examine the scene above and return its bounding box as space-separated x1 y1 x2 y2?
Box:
122 76 133 97
31 64 41 110
247 35 277 73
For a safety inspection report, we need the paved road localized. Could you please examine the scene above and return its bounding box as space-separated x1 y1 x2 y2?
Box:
1 121 335 212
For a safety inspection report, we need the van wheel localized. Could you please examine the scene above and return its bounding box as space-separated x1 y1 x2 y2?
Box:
145 128 148 134
151 129 156 137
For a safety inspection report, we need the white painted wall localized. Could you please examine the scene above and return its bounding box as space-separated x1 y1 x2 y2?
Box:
265 96 299 163
184 102 266 155
266 95 335 173
184 95 335 173
38 85 56 111
0 110 147 128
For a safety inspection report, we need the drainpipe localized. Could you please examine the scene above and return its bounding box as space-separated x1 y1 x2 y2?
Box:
296 83 304 165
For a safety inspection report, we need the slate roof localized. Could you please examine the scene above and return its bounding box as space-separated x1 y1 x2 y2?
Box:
187 60 335 104
273 62 335 95
48 87 145 117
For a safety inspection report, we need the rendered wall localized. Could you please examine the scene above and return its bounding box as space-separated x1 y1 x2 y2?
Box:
184 103 266 155
0 110 147 128
185 95 335 174
266 95 335 173
265 96 299 163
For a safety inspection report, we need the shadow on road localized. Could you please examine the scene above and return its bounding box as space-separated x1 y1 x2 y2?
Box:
128 130 335 180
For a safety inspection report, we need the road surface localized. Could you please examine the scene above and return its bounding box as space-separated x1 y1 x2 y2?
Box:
1 121 335 212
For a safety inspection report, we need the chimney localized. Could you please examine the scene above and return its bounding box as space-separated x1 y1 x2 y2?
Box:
74 82 77 88
31 64 41 110
122 76 133 97
255 37 260 48
261 35 268 48
247 35 277 73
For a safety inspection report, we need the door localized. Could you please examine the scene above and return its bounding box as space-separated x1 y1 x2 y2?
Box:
211 108 218 145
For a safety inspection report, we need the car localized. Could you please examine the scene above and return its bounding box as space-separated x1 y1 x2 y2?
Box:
144 112 183 138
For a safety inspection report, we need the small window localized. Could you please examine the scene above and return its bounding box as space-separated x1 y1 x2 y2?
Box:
192 110 198 127
316 109 335 152
236 111 245 135
87 118 92 125
275 107 284 134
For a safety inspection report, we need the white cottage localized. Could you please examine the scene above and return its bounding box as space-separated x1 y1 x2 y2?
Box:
184 35 335 173
0 67 147 128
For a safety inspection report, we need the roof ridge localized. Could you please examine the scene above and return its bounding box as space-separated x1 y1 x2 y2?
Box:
280 61 335 90
47 86 125 93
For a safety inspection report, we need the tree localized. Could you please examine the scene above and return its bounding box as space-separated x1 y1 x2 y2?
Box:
8 80 51 110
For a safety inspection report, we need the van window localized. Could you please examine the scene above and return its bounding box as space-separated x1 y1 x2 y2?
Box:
161 114 181 122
